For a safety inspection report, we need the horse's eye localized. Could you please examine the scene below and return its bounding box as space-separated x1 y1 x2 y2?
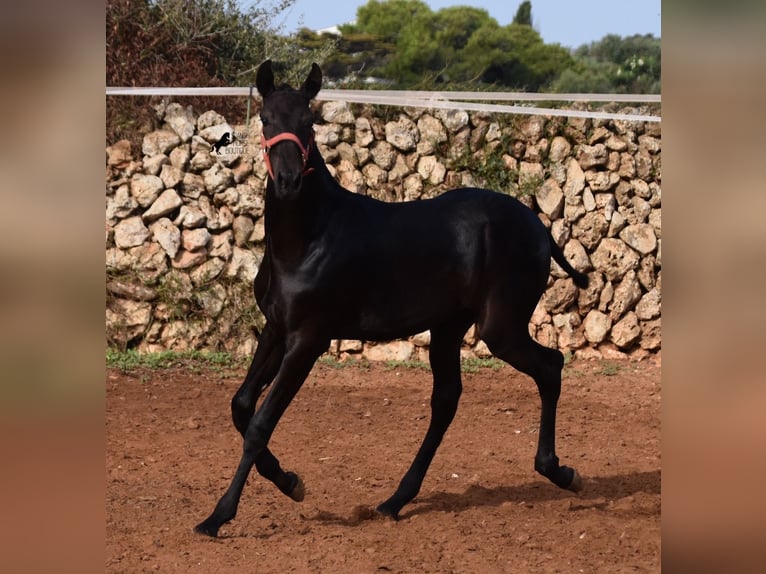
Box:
260 116 268 126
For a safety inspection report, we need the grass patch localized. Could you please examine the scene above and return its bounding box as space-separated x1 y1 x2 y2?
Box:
349 357 506 373
461 357 506 373
106 348 243 373
106 350 510 376
598 361 623 376
317 356 372 370
384 360 430 371
447 134 520 197
360 357 507 373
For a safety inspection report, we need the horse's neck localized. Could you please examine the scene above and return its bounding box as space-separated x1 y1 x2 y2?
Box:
264 154 338 264
306 146 341 191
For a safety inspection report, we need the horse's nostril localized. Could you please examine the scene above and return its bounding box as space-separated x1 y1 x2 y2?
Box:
276 171 302 197
278 171 300 185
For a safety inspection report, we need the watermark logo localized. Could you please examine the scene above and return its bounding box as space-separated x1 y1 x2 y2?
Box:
212 132 232 155
211 130 250 156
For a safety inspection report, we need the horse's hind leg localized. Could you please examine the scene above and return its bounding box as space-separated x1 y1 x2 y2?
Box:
377 317 471 520
479 282 582 493
489 334 582 491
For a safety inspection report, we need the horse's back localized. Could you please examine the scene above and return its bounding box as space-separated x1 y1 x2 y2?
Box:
306 186 551 338
344 186 541 234
365 186 550 267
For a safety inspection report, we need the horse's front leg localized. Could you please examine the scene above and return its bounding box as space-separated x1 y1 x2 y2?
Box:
230 322 285 437
231 324 301 502
194 334 328 537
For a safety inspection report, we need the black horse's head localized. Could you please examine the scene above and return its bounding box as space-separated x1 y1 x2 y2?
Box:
256 59 322 200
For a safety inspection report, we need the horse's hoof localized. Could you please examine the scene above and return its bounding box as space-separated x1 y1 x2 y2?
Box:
567 468 583 493
288 473 305 502
194 519 219 538
375 501 401 521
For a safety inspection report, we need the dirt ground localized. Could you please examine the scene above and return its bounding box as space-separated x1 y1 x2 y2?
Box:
106 356 661 573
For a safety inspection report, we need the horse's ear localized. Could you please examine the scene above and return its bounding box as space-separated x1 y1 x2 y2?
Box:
256 59 275 98
301 63 322 100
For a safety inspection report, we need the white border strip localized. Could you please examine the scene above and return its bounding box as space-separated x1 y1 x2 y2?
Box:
105 87 661 122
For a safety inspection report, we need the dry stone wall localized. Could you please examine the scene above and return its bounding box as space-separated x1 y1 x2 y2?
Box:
106 100 661 361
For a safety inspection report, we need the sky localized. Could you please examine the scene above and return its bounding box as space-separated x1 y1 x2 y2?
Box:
259 0 661 50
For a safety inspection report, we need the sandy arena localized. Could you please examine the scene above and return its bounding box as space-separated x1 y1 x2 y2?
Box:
107 357 660 573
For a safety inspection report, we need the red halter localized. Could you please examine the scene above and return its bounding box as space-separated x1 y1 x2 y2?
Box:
260 131 315 181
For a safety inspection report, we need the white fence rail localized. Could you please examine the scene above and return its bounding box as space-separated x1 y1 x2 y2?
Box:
106 87 661 123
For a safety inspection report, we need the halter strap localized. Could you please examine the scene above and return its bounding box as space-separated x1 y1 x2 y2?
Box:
260 131 315 181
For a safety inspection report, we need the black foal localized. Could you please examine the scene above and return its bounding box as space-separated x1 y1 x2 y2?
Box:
195 60 587 537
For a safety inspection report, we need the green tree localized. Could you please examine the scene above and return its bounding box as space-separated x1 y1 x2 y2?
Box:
513 1 533 26
430 7 494 82
301 28 394 84
562 33 661 93
353 0 432 41
458 23 572 90
550 66 614 93
341 0 572 90
383 11 435 82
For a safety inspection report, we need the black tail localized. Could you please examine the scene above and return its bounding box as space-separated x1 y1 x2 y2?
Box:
548 232 589 289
